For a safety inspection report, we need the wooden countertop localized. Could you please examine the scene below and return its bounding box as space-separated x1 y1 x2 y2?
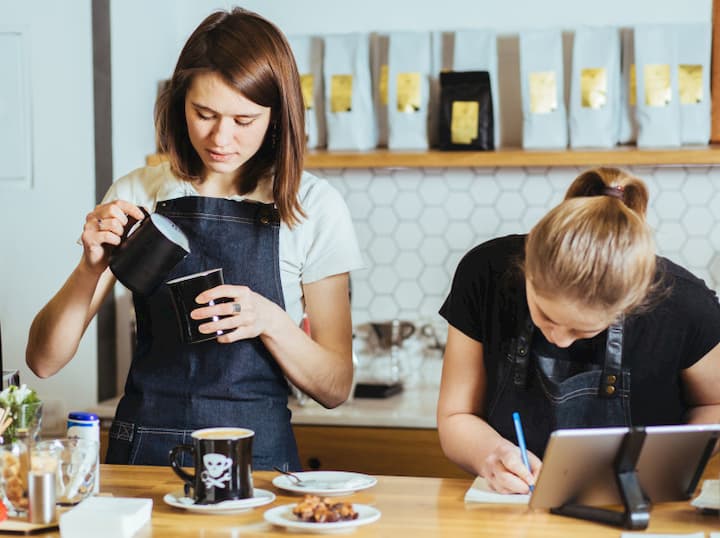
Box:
24 463 720 537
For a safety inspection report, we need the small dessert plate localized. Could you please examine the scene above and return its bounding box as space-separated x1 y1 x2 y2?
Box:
264 503 381 533
272 471 377 496
163 487 275 515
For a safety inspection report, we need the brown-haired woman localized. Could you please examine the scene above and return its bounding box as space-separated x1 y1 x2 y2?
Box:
437 167 720 493
26 8 363 470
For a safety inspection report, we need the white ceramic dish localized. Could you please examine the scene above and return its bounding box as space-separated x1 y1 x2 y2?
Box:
272 471 377 496
264 503 381 532
163 487 275 515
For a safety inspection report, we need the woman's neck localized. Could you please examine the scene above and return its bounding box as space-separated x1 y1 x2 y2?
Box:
193 172 273 203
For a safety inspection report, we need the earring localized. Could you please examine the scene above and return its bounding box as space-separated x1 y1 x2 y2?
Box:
271 122 278 149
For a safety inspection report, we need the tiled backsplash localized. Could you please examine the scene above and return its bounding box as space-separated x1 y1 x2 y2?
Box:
312 165 720 325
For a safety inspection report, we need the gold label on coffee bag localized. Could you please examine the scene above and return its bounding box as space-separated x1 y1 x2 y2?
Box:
330 74 353 113
397 72 421 113
451 100 479 144
629 64 637 107
580 67 607 109
529 71 558 114
679 64 703 104
644 64 671 107
300 74 314 110
379 64 389 106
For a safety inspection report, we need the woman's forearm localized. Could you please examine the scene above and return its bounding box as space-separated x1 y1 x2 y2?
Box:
26 262 111 377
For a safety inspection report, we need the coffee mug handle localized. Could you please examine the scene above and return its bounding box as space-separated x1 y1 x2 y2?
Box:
120 206 151 242
169 444 195 486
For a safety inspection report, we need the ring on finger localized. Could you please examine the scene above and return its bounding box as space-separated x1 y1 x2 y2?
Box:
97 218 103 231
232 303 242 314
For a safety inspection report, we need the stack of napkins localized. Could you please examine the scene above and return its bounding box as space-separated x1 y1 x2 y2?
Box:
464 477 530 505
60 497 152 538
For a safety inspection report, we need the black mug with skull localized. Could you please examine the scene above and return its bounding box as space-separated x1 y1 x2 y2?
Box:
169 427 254 504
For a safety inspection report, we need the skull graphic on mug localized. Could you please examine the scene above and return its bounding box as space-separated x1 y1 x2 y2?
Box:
169 427 254 504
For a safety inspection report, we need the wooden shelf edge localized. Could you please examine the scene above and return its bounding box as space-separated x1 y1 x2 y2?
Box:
147 146 720 169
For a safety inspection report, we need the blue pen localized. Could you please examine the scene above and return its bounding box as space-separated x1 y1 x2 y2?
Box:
512 411 534 493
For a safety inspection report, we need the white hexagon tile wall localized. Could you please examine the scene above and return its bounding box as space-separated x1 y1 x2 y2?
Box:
313 166 720 327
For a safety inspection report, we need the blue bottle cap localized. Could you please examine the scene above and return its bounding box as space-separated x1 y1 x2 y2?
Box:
68 412 99 421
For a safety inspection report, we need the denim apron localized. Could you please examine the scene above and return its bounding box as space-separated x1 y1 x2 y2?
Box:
486 308 631 458
106 196 301 471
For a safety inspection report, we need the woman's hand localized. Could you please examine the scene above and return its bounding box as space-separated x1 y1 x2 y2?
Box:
192 284 278 342
79 200 145 274
479 439 542 494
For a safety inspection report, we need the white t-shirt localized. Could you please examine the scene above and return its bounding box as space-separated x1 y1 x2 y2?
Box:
103 162 364 324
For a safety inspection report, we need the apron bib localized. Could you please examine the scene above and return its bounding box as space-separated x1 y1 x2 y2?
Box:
107 196 300 471
487 310 631 458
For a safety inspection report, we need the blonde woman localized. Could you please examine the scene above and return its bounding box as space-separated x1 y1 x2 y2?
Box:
437 167 720 493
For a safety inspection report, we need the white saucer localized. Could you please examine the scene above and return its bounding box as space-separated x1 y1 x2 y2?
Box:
272 471 377 496
163 487 275 514
264 503 381 533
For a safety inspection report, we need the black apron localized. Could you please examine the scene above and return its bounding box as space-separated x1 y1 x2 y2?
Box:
487 309 631 458
106 196 300 471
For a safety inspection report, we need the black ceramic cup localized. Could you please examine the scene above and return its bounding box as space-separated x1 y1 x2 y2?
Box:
167 268 231 344
169 427 254 504
109 208 190 296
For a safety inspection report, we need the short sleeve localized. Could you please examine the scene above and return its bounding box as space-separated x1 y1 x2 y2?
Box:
676 277 720 369
299 178 364 283
439 247 489 343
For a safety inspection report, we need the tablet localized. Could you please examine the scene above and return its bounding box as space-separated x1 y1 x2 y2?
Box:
529 424 720 509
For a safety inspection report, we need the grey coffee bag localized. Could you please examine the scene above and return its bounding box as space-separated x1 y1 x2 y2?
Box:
519 30 568 149
634 25 680 148
324 33 376 151
569 26 620 148
288 35 325 149
387 31 432 150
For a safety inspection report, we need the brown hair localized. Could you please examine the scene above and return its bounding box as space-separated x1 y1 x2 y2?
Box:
155 8 306 226
525 167 656 316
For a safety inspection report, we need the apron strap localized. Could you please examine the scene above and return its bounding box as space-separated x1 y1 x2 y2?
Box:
599 317 624 398
512 314 534 388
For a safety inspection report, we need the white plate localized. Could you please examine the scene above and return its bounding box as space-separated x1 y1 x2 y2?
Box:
163 487 275 515
272 471 377 496
264 503 381 533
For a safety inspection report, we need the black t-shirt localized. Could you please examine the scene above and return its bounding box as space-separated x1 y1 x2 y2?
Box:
439 234 720 426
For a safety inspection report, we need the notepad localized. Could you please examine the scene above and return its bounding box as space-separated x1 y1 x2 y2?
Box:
464 476 530 505
690 479 720 511
59 497 152 538
620 532 712 538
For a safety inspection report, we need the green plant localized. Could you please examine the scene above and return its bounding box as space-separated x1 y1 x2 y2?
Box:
0 385 42 444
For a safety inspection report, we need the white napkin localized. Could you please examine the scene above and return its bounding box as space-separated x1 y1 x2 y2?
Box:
464 476 530 505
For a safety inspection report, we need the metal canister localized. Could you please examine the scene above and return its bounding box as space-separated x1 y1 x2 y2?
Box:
67 411 100 494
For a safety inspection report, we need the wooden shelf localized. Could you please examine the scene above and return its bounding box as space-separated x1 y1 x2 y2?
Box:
147 146 720 169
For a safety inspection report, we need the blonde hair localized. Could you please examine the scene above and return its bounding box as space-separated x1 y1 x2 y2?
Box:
525 167 656 315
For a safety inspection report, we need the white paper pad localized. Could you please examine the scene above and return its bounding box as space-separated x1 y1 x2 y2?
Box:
464 476 530 505
621 534 705 538
691 478 720 511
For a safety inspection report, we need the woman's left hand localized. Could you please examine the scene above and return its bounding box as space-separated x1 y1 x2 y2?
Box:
191 284 278 343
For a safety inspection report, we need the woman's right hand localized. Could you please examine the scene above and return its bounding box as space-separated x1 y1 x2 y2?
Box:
79 200 146 274
479 439 542 494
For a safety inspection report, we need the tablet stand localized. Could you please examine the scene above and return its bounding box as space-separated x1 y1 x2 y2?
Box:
550 427 650 530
